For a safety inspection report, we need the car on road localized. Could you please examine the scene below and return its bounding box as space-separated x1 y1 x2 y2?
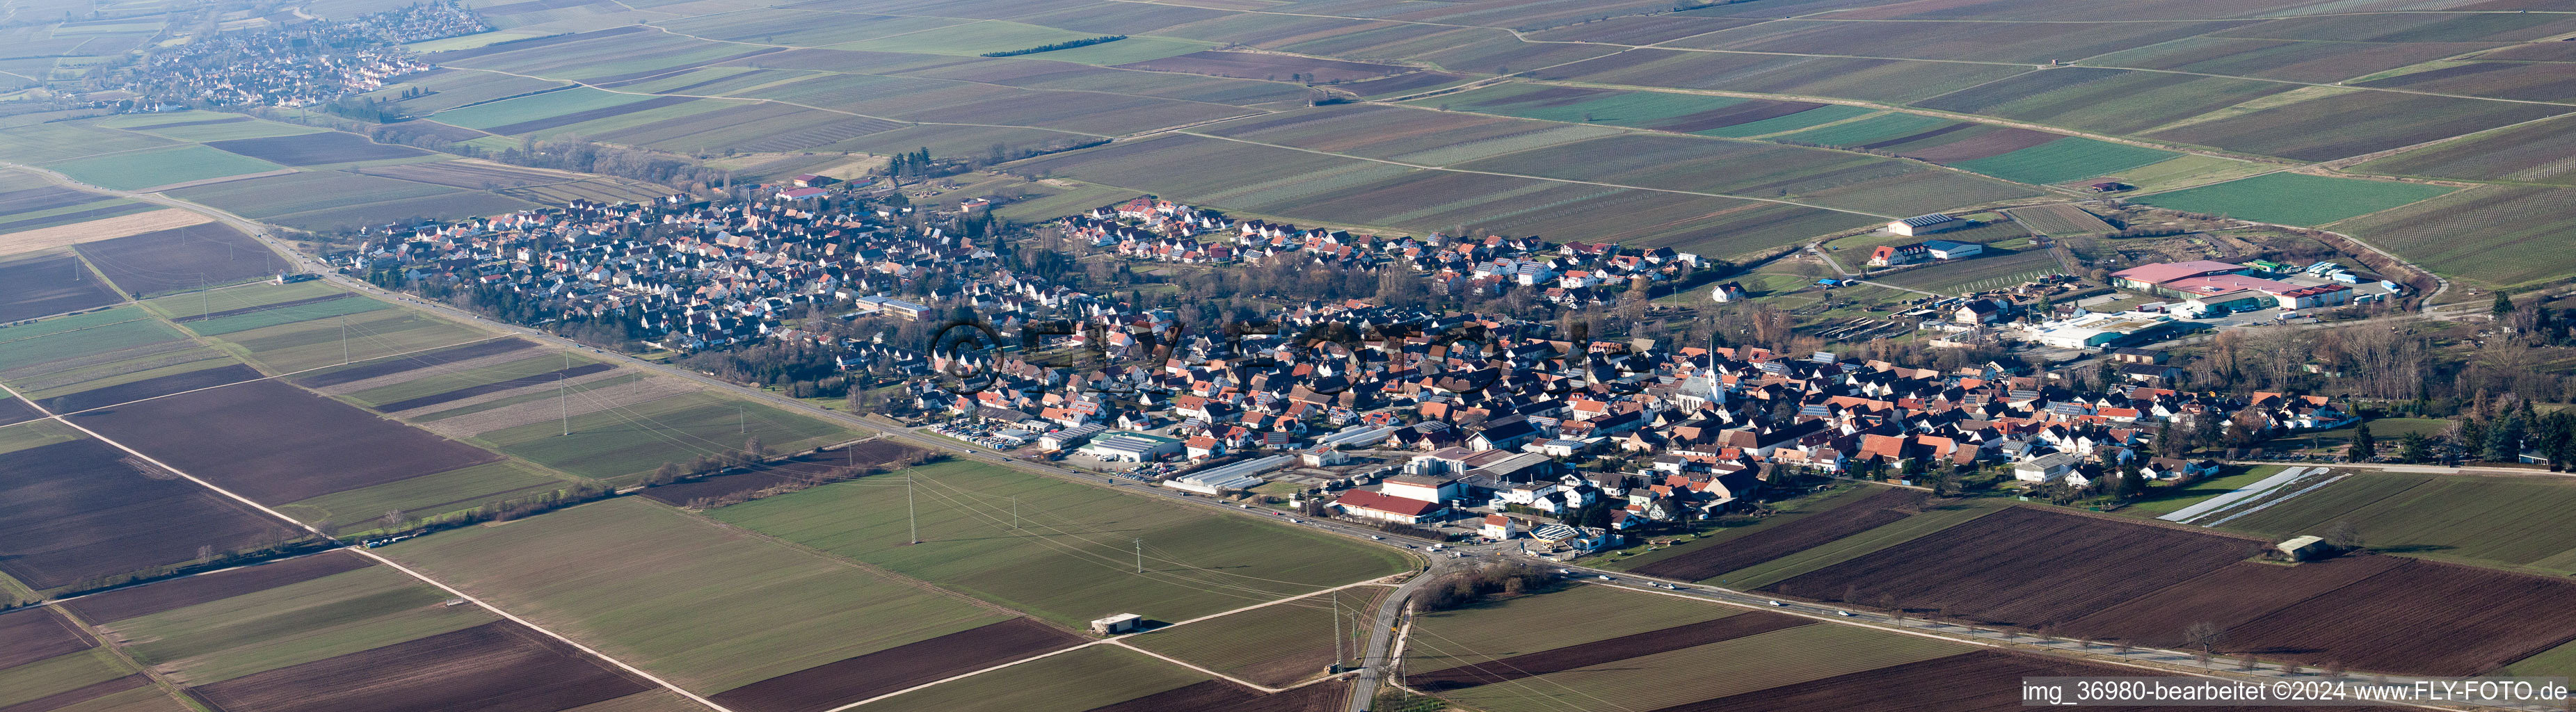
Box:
1597 574 1615 581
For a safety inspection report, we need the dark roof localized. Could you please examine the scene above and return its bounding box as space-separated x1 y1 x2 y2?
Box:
1898 213 1958 227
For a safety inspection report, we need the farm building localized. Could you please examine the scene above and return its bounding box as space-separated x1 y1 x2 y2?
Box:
2278 535 2332 562
2111 261 2355 312
1078 432 1183 462
1888 213 1967 236
1334 489 1446 524
774 187 828 200
1091 613 1144 635
2109 260 2252 291
1869 243 1930 266
1921 239 1983 259
1382 474 1464 503
1709 282 1746 302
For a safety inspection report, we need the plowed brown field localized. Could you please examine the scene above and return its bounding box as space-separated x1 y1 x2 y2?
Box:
1631 488 1927 581
710 617 1083 712
1410 613 1813 692
189 621 650 712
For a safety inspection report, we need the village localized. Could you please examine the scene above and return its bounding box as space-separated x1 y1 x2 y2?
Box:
337 181 2395 563
118 1 484 111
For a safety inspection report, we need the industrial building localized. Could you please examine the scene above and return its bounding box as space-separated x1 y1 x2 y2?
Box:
1078 432 1183 462
1163 455 1292 495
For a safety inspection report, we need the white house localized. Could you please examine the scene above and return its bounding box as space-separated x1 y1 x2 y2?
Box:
2014 453 2078 483
1480 514 1519 540
1921 239 1983 259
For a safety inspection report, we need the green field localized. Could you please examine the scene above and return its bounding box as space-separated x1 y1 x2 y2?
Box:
0 649 136 708
2211 474 2576 575
477 390 856 482
383 498 1012 694
1409 83 1755 129
712 459 1414 628
1130 585 1387 686
214 307 493 373
106 113 330 143
102 564 497 685
431 88 666 131
46 145 285 191
1695 104 1875 138
2133 172 2454 226
853 644 1206 712
274 460 579 534
0 309 186 375
2109 154 2281 192
138 280 346 321
1946 137 2179 185
181 296 393 337
2122 465 2283 517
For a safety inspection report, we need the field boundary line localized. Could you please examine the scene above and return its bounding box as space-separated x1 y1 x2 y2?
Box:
439 65 1121 139
1105 639 1283 693
1148 578 1400 631
817 639 1107 712
0 379 743 712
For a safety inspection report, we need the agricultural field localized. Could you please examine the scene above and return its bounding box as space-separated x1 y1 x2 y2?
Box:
2134 172 2454 226
1660 19 2244 65
1942 137 2177 186
1014 134 1880 257
1196 104 1624 165
1770 505 2576 676
1114 51 1411 83
2145 90 2569 161
2331 184 2576 291
67 378 507 505
2352 113 2576 186
1626 488 1929 582
72 223 279 297
711 459 1413 628
1535 50 2036 104
1130 585 1389 687
1873 246 2061 294
0 254 122 322
1447 132 2038 216
0 426 303 591
638 438 927 507
45 145 287 191
105 113 331 143
2210 474 2576 576
473 389 857 483
61 552 668 712
710 617 1085 712
202 131 433 166
849 645 1210 712
381 497 1018 695
209 302 495 373
0 605 180 712
1914 68 2296 136
1409 83 1846 137
2007 204 2115 236
1416 595 1968 712
2086 37 2505 83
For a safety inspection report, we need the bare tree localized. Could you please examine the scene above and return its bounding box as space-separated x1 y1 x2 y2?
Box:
2324 520 2363 549
2182 622 2226 655
1875 592 1903 622
197 544 215 560
381 509 405 530
1843 583 1862 606
2237 655 2259 671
